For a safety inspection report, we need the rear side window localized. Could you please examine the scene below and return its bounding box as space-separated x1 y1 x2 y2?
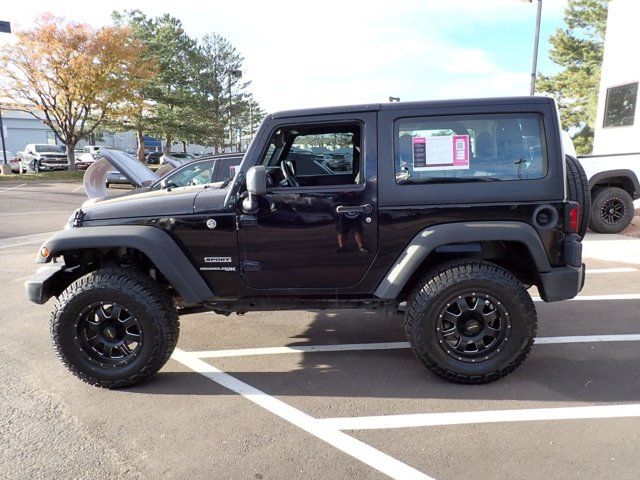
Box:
394 113 546 184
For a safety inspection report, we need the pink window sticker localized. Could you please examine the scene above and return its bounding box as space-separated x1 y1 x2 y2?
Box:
452 135 469 166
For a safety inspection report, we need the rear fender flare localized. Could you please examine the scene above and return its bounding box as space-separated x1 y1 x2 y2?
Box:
588 169 640 199
374 221 551 299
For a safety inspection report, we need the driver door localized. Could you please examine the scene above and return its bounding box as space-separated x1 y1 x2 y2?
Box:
238 113 377 291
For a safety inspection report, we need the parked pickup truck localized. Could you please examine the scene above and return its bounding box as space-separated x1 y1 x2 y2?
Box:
26 96 589 389
18 143 68 173
577 153 640 233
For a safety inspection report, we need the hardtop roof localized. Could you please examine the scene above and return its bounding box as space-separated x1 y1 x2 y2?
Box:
270 96 553 119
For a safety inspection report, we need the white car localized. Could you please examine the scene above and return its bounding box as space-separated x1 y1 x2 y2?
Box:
578 153 640 233
75 145 103 170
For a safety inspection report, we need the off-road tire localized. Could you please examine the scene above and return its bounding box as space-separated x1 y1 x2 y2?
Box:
51 268 179 388
589 186 634 234
566 155 590 238
405 260 537 384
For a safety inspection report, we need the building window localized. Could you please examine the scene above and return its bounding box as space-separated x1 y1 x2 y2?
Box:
603 82 638 128
46 131 57 145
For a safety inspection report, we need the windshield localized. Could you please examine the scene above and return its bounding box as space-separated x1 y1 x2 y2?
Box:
35 144 65 153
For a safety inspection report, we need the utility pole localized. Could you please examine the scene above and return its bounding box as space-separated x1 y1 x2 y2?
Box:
249 102 253 145
228 69 242 152
529 0 543 95
0 20 11 174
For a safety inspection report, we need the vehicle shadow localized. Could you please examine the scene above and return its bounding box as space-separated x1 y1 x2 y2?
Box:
132 309 640 405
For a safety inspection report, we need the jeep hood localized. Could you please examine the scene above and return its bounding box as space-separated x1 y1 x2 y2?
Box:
83 149 159 199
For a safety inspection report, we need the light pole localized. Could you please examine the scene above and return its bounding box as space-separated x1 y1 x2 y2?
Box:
528 0 543 95
0 21 11 173
228 69 242 152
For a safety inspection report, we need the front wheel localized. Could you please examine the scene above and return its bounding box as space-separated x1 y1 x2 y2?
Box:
51 268 179 388
405 260 537 384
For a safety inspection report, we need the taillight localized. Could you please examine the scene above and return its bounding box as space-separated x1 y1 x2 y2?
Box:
567 204 579 233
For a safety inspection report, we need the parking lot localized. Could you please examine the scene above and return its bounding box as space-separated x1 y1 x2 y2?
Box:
1 181 639 480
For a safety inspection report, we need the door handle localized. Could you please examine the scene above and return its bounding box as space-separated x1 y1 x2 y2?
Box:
336 204 372 214
239 214 258 226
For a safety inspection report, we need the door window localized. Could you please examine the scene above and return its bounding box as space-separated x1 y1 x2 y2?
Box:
261 124 362 187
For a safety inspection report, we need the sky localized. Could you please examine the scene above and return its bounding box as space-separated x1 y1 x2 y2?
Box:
1 0 570 112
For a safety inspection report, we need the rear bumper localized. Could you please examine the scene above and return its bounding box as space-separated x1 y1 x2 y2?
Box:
538 263 585 302
25 263 68 304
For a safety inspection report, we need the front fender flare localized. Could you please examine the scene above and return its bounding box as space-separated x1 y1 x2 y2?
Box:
36 226 213 304
374 221 551 299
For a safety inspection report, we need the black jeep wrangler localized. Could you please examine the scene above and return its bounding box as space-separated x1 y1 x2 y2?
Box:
26 96 588 388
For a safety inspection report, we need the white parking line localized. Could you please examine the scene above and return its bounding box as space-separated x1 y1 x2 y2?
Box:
587 267 637 274
535 334 640 344
0 231 57 250
171 348 436 480
190 342 409 358
533 293 640 301
191 334 640 359
319 404 640 431
72 185 85 192
0 183 27 191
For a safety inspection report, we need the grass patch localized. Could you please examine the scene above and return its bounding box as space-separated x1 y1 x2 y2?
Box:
0 171 85 182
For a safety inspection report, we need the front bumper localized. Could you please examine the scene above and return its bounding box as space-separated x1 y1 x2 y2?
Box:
38 162 68 171
25 263 71 304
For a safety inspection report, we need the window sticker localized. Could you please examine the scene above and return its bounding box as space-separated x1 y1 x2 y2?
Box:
230 164 240 176
412 135 470 171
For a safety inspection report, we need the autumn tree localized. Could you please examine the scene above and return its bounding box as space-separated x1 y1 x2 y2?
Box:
537 0 609 154
0 15 154 169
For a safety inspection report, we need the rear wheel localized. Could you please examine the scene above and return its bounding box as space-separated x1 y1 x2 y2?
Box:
51 268 179 388
589 186 634 234
405 260 537 384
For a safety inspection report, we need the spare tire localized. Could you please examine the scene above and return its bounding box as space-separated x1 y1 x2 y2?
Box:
566 155 590 239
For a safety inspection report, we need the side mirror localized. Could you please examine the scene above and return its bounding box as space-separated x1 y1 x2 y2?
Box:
243 165 266 213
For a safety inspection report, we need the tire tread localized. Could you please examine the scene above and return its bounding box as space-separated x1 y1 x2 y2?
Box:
405 260 537 384
51 268 179 389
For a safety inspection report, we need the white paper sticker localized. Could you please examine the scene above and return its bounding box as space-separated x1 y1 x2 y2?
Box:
412 135 470 171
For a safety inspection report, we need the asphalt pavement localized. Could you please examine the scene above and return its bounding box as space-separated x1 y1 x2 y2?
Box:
1 181 639 480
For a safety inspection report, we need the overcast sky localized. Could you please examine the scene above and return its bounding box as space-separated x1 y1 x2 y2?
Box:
2 0 569 112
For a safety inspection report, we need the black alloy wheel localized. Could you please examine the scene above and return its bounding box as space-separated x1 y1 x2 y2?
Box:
77 302 143 365
599 196 626 225
405 260 537 384
51 268 179 388
436 292 510 363
589 186 634 234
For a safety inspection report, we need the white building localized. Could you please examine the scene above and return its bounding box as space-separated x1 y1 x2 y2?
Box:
592 0 640 154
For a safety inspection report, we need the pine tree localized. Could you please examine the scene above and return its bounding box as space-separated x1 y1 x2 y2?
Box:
537 0 609 154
